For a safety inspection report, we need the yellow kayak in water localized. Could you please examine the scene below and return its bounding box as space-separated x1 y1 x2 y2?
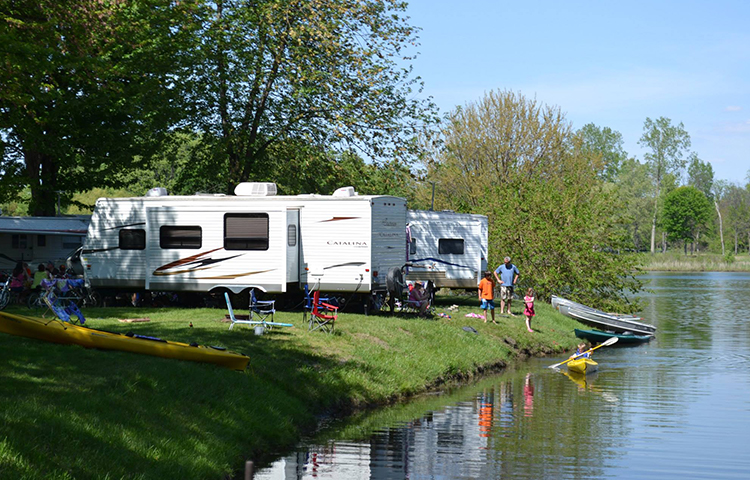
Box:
567 357 598 375
0 311 249 371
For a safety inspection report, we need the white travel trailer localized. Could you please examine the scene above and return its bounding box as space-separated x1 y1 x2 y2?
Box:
404 210 488 289
80 184 407 297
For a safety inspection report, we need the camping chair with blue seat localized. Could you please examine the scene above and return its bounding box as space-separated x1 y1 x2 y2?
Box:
225 292 292 331
42 289 86 325
249 289 276 327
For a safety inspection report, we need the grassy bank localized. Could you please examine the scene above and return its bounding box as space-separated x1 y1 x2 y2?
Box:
639 251 750 272
0 296 582 479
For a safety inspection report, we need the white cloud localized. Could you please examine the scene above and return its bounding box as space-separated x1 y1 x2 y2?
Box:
726 105 742 112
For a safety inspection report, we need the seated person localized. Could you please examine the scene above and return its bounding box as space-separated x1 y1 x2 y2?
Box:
31 263 51 290
571 343 591 359
409 282 429 315
9 262 28 293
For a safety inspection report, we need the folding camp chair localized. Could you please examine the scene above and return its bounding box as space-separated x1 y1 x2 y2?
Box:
309 290 338 334
302 284 332 322
225 292 292 331
249 289 275 326
42 290 86 325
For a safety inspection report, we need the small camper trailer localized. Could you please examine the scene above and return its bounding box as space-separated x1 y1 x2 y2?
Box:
80 184 407 297
0 216 90 272
405 210 488 289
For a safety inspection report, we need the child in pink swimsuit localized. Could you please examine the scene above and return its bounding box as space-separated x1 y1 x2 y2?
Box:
523 288 535 333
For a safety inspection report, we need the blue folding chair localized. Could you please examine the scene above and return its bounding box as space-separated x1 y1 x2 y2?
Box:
225 292 292 331
43 290 86 325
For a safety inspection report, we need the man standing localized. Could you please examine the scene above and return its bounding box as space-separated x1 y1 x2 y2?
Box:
494 256 519 316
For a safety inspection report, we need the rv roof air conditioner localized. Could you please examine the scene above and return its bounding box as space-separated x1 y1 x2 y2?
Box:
146 187 168 197
332 186 357 197
234 182 278 196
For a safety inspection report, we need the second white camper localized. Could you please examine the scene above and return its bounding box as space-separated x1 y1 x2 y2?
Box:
405 210 488 289
81 184 407 296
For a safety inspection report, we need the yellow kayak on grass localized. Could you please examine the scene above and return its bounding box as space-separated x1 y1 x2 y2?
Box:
0 311 249 371
567 357 598 375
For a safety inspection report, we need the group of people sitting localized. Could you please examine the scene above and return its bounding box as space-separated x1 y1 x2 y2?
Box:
7 261 71 296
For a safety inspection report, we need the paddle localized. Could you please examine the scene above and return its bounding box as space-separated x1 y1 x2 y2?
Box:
548 336 619 369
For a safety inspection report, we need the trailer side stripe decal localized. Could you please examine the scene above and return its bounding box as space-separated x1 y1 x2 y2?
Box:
154 248 223 273
409 257 473 269
101 222 146 231
319 217 359 222
154 268 275 279
323 262 366 270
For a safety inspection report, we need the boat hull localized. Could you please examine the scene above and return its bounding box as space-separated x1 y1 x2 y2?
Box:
559 304 656 335
552 295 651 324
0 312 249 370
575 328 653 344
567 357 598 375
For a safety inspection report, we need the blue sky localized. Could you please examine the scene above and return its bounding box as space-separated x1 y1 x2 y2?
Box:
405 0 750 183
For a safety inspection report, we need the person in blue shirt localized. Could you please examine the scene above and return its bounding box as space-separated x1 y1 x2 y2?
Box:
493 256 519 316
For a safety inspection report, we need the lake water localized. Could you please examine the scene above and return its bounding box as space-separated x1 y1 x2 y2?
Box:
255 272 750 479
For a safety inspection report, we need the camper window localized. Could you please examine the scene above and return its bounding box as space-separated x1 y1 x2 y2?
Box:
11 234 27 249
410 238 417 255
119 229 146 250
287 224 297 247
37 235 46 247
224 213 269 250
438 238 464 255
160 226 202 249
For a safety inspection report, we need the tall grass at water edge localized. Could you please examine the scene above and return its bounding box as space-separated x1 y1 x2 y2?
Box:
639 251 750 272
0 296 582 480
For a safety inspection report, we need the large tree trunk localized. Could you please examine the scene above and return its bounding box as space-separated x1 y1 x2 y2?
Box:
25 148 58 216
662 231 667 253
714 200 725 256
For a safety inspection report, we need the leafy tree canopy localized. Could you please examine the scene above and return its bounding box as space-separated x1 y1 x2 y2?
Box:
184 0 438 194
577 123 628 182
0 0 195 215
662 185 712 248
422 90 642 311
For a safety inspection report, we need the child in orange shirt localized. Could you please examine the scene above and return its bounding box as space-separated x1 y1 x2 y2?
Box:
478 271 497 324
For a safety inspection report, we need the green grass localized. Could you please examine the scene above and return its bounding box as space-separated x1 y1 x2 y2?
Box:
0 295 582 479
639 251 750 271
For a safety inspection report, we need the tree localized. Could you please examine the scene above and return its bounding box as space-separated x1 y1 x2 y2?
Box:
723 183 750 254
184 0 438 194
613 158 652 251
711 179 728 255
638 117 691 254
687 153 714 198
662 186 712 254
0 0 194 215
577 123 628 182
422 90 642 311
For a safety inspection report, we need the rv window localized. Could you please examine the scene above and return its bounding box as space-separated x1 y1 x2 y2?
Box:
11 234 27 249
287 224 297 247
160 226 202 249
409 238 417 255
119 229 146 250
62 237 83 249
438 238 464 255
224 213 269 250
37 235 46 247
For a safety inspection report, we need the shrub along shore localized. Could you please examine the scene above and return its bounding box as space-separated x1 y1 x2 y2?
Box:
0 296 584 479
